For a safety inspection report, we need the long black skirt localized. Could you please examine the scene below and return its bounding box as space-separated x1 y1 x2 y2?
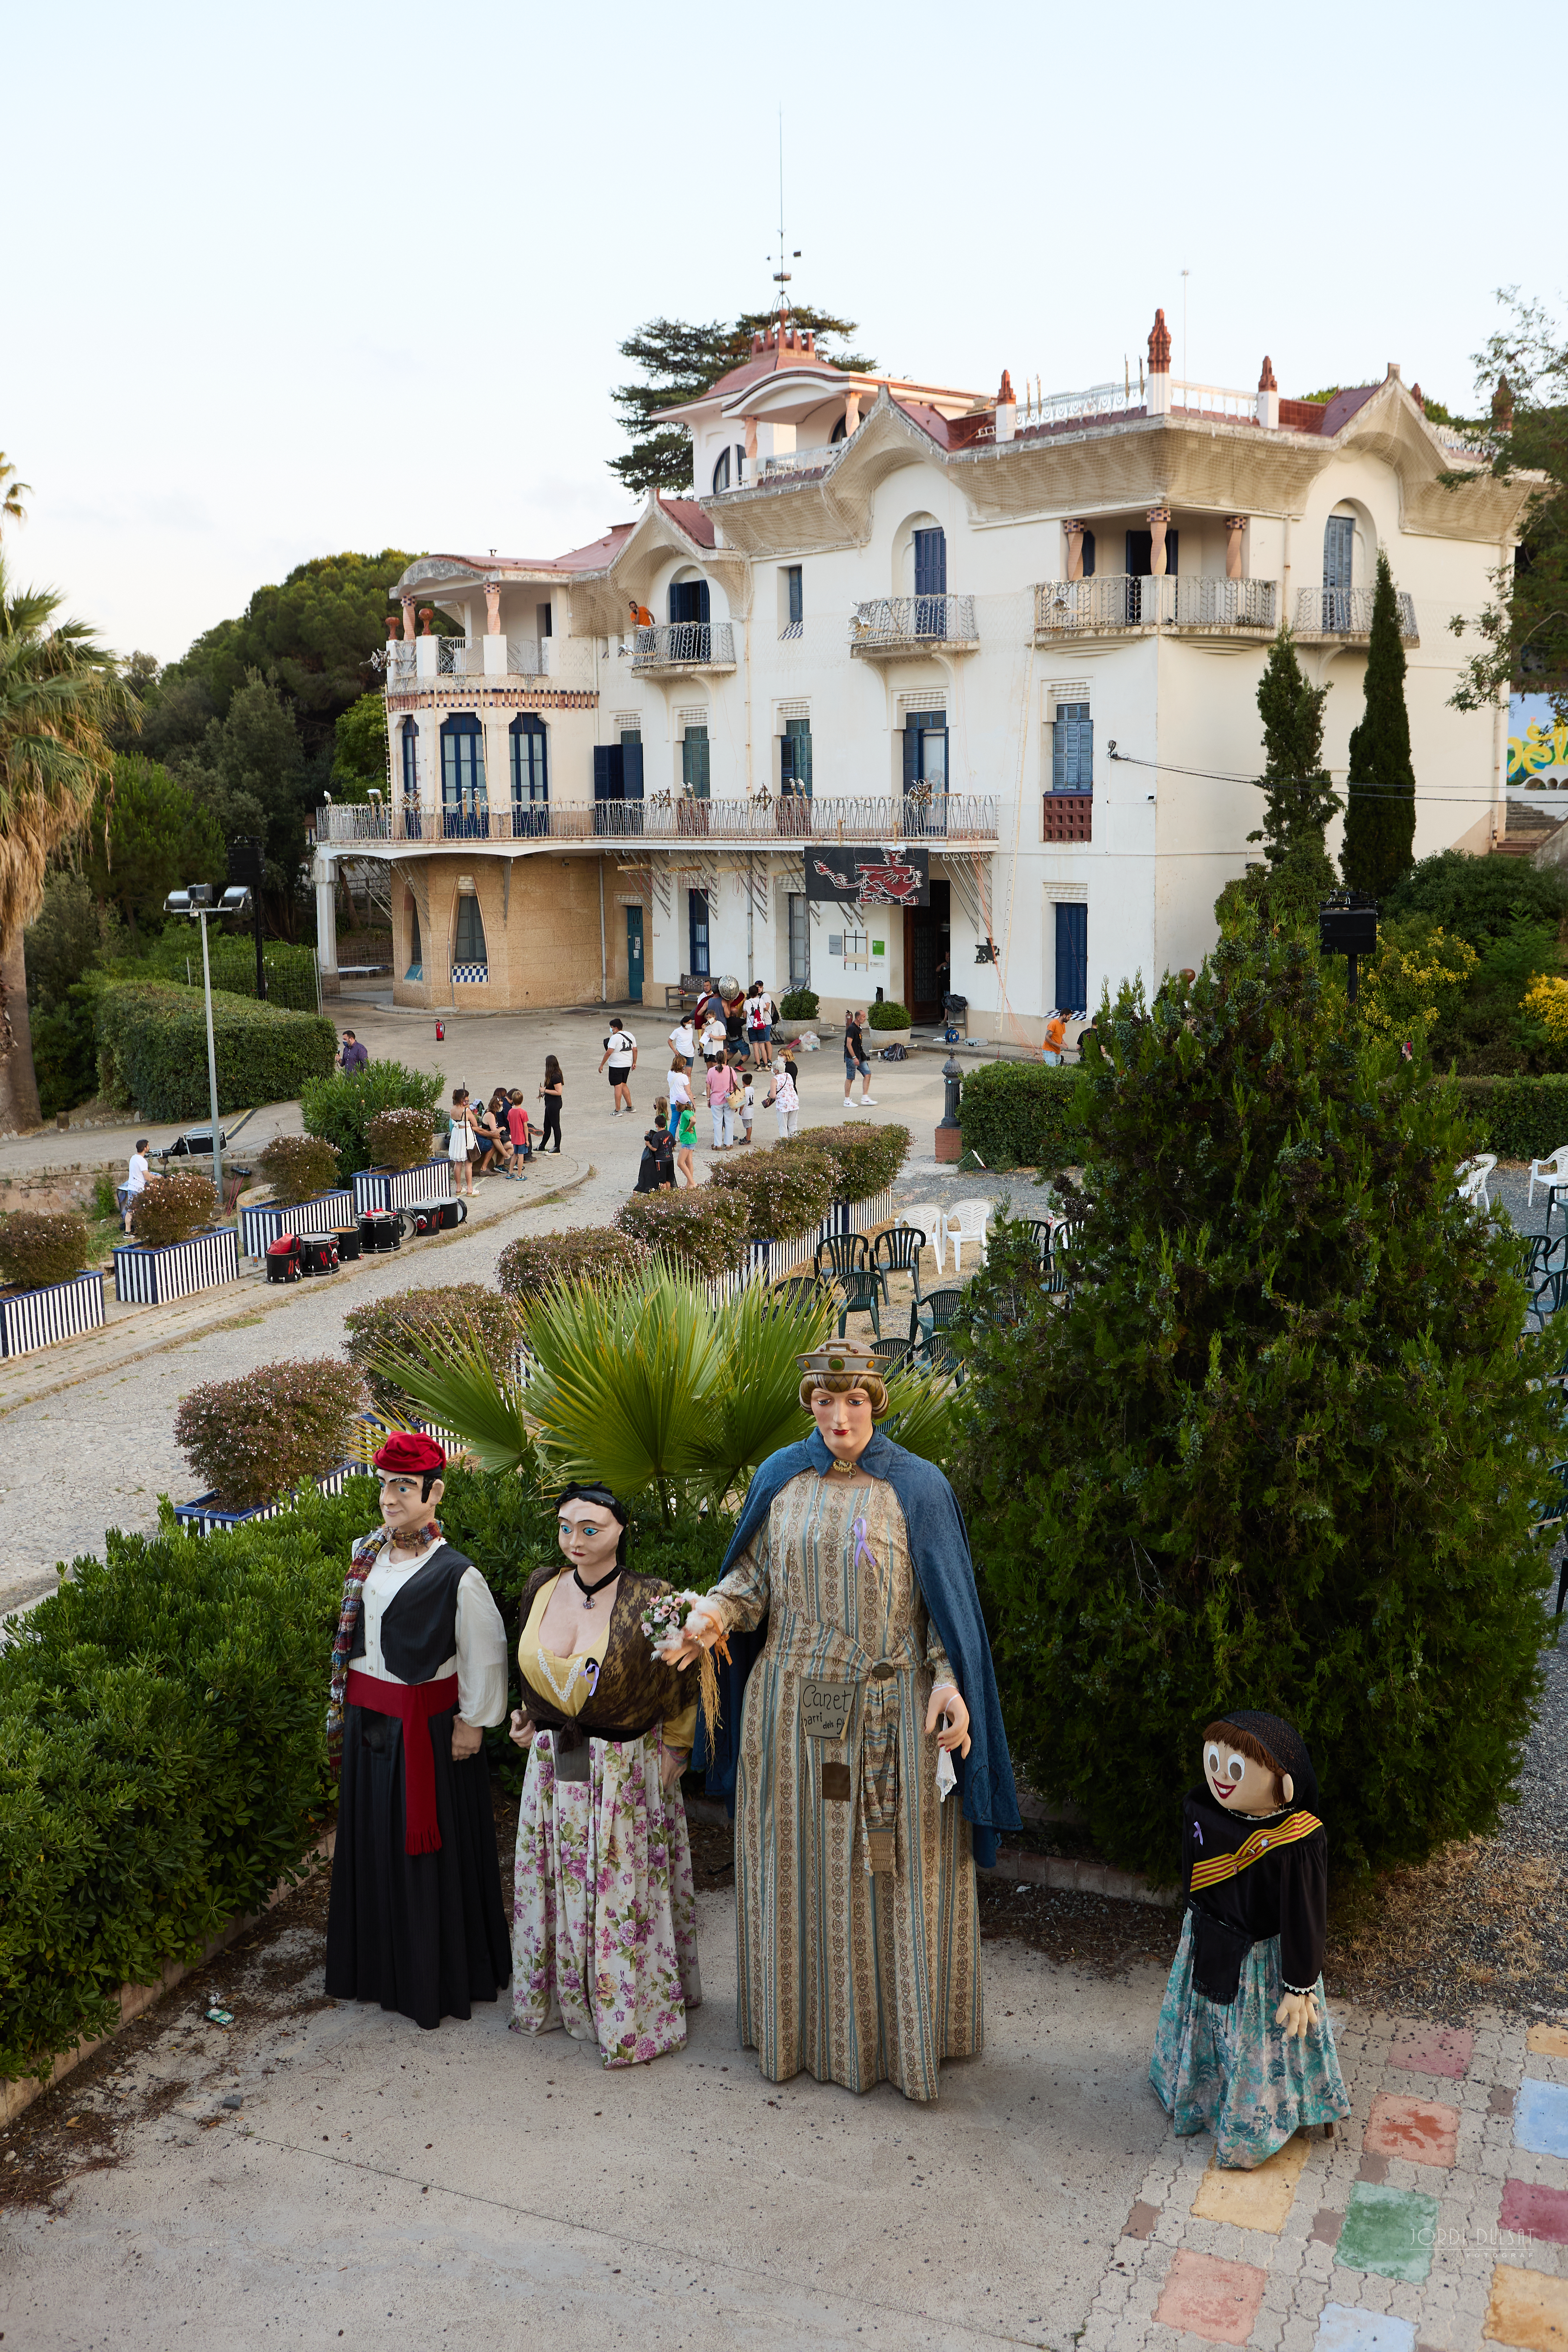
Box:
324 1699 511 2030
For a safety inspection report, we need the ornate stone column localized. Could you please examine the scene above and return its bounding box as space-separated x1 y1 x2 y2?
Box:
402 596 417 640
1225 517 1246 581
1148 505 1171 577
484 582 501 636
1065 521 1087 584
843 389 860 437
1146 308 1172 417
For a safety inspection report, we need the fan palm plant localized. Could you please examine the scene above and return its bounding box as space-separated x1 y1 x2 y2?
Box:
374 1264 962 1521
0 554 133 1127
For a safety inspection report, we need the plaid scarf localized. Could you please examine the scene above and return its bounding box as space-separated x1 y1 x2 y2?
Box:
326 1518 442 1772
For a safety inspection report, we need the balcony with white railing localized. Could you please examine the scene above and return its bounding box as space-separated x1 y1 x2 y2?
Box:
1294 588 1418 644
385 635 556 691
850 596 979 660
751 442 849 486
631 622 737 676
1034 576 1277 639
315 792 999 850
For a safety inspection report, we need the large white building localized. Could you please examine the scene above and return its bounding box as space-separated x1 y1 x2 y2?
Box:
314 307 1530 1037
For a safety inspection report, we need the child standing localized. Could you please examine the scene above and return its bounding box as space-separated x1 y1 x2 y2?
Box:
674 1093 698 1187
738 1067 755 1145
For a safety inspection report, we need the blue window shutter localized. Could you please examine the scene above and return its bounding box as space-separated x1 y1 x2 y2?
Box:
699 579 710 625
1054 903 1088 1013
913 529 946 596
1082 529 1096 579
593 744 619 802
787 566 803 625
1051 720 1066 791
1052 704 1092 791
668 582 681 624
1081 715 1093 786
902 724 919 793
622 740 643 799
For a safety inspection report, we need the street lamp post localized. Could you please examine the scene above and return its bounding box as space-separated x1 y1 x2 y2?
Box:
1318 892 1379 1007
165 882 253 1212
936 1051 963 1165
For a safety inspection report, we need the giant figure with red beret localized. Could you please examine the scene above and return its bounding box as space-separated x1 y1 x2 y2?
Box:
324 1433 512 2028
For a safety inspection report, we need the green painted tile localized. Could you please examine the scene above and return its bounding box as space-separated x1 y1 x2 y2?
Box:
1336 2181 1439 2285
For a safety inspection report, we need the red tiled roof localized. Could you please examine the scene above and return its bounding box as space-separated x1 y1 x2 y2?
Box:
891 398 954 448
552 524 637 571
657 496 716 548
1319 385 1381 435
702 325 840 403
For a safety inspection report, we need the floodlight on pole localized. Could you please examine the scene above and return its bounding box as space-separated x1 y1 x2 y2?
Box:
165 882 252 1211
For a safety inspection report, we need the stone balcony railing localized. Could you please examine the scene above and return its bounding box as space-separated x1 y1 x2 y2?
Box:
1034 576 1277 637
385 636 561 688
1294 588 1419 643
630 622 736 675
850 596 979 658
314 792 999 849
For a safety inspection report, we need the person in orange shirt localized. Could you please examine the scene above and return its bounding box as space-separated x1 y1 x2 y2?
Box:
628 597 654 630
1043 1012 1069 1066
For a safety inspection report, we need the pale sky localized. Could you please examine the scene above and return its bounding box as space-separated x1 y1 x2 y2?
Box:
9 0 1562 665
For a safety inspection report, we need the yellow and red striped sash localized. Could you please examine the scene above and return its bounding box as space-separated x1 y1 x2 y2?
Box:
1189 1810 1322 1892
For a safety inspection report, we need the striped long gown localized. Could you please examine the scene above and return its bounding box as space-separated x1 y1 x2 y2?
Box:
707 1464 981 2103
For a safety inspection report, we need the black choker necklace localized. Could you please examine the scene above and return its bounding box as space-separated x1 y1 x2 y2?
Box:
573 1563 621 1609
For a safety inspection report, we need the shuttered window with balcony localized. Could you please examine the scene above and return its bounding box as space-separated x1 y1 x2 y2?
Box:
689 888 710 977
781 717 812 795
902 710 947 796
509 714 548 805
1051 704 1093 791
669 579 711 625
682 725 710 799
440 715 486 836
1054 903 1088 1014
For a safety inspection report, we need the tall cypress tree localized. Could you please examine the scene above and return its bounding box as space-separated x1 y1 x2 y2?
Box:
1249 628 1339 904
1341 548 1417 896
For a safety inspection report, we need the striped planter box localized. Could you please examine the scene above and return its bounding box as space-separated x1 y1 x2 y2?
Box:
173 1461 368 1538
0 1269 107 1359
239 1189 356 1260
353 1160 456 1215
113 1227 240 1306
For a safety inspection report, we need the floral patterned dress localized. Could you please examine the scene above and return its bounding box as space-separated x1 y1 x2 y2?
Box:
510 1572 701 2067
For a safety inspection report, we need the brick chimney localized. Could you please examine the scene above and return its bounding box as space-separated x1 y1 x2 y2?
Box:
1147 309 1172 416
1492 373 1515 432
1256 355 1279 429
994 368 1016 444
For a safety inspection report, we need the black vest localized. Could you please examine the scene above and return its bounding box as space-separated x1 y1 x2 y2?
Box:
351 1544 474 1684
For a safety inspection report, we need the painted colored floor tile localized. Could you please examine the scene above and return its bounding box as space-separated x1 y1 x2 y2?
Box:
1501 2178 1568 2252
1528 2026 1568 2062
1387 2026 1474 2080
1154 2248 1267 2346
1336 2181 1439 2285
1516 2081 1568 2162
1313 2303 1417 2352
1364 2092 1461 2168
1484 2263 1568 2352
1191 2131 1311 2232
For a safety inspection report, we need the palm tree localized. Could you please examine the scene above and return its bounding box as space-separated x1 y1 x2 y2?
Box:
0 457 30 535
0 554 132 1129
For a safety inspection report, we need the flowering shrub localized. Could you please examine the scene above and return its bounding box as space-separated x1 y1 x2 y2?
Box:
0 1210 91 1291
366 1107 437 1172
613 1189 750 1280
1523 975 1568 1047
343 1283 521 1414
777 1122 911 1202
257 1135 343 1200
1360 920 1477 1048
706 1146 835 1237
131 1168 219 1247
173 1356 366 1511
496 1226 651 1302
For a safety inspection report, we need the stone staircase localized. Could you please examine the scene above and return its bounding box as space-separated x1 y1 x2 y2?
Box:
1493 797 1568 859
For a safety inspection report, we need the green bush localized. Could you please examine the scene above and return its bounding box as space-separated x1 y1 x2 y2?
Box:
256 1135 343 1201
868 1000 911 1029
130 1168 219 1246
956 923 1555 1883
1451 1074 1568 1161
93 980 337 1121
1381 849 1568 946
300 1060 444 1178
141 931 323 1014
778 1121 911 1202
956 1061 1086 1170
366 1107 437 1171
173 1356 365 1511
30 996 99 1121
496 1226 651 1302
343 1284 521 1416
778 988 819 1020
0 1210 90 1291
707 1145 835 1236
613 1188 751 1279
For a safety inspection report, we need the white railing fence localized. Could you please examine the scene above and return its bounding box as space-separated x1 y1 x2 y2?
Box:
1295 588 1418 640
851 595 978 646
631 622 737 669
1035 576 1277 634
315 793 1000 848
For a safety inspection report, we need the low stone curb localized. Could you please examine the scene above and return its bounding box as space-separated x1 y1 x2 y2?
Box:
0 1828 336 2131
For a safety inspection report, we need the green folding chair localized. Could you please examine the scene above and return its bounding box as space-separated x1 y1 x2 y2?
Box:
814 1233 881 1338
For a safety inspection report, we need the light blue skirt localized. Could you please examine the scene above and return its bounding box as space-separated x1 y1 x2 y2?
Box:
1149 1909 1350 2169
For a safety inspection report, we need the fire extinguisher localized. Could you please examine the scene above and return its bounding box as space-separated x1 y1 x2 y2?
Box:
435 1020 445 1041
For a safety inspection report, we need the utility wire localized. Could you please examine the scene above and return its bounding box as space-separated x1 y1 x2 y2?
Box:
1105 744 1509 803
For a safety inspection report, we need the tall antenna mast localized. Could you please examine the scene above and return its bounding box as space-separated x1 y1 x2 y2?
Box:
771 111 800 320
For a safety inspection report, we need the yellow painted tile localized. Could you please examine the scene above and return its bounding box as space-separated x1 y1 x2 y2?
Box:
1485 2263 1568 2352
1190 2131 1312 2233
1527 2025 1568 2060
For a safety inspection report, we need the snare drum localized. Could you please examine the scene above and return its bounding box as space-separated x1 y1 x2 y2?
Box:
359 1210 401 1254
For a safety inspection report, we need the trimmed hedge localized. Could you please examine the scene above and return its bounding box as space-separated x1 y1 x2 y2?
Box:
141 934 322 1016
778 1121 910 1202
957 1061 1086 1169
1451 1075 1568 1162
172 1357 365 1512
496 1226 651 1302
868 1000 911 1030
257 1135 343 1199
0 1210 90 1290
300 1061 445 1178
94 980 337 1121
778 988 819 1020
705 1145 836 1237
614 1188 752 1279
131 1168 218 1246
344 1284 521 1415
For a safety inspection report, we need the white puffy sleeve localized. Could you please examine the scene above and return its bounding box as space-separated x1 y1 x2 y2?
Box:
454 1567 509 1727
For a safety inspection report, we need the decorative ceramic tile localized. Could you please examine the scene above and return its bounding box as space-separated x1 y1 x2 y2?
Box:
1517 2083 1568 2162
1335 2183 1439 2285
1363 2095 1460 2169
1153 2248 1268 2346
1483 2263 1568 2352
1500 2177 1568 2250
1387 2028 1474 2082
1311 2303 1417 2352
1192 2135 1312 2233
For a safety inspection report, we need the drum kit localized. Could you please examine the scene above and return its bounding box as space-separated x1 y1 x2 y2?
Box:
258 1200 463 1279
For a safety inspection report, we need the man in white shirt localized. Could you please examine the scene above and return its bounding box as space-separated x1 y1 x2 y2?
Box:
598 1024 638 1116
119 1138 151 1232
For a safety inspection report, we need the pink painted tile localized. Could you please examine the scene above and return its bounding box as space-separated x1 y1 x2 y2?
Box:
1154 2249 1268 2347
1501 2177 1568 2250
1363 2093 1459 2168
1385 2026 1473 2080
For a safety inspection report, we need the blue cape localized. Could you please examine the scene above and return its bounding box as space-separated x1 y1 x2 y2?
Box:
692 1429 1020 1869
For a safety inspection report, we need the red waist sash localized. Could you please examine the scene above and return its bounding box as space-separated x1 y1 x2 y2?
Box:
346 1668 459 1856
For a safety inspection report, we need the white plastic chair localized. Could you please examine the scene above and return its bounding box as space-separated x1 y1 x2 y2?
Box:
1456 1154 1498 1212
1528 1146 1568 1208
898 1204 944 1271
941 1197 991 1273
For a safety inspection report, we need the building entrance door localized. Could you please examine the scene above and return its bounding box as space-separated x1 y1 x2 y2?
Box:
625 905 644 1004
903 878 950 1026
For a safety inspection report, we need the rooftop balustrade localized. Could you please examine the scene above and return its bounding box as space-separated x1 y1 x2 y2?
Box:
315 792 999 849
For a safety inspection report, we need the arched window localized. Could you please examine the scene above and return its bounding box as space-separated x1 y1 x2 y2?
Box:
830 414 847 444
400 717 418 796
711 447 731 493
405 895 423 981
452 889 488 974
1323 514 1356 629
510 713 548 836
440 714 486 838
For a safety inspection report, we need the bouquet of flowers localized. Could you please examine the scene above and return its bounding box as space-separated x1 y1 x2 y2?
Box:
640 1588 730 1749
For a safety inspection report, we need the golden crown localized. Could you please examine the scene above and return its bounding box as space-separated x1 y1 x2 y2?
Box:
798 1338 879 1381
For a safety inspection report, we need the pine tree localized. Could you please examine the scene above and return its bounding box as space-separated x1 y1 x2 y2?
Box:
955 916 1555 1880
1341 548 1417 897
609 308 876 496
1247 628 1340 908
